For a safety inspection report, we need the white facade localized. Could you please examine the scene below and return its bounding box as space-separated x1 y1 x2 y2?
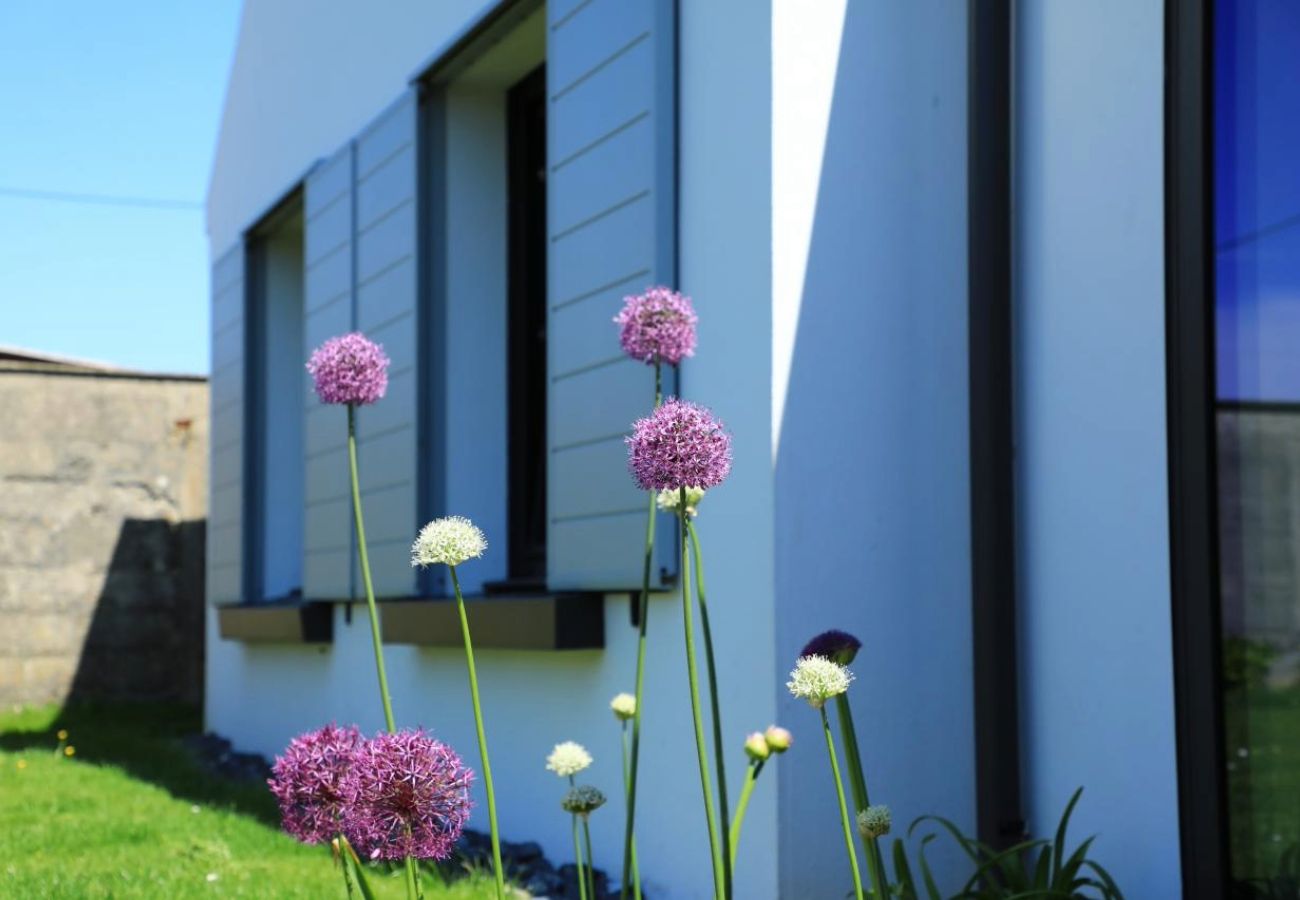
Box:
207 1 1179 897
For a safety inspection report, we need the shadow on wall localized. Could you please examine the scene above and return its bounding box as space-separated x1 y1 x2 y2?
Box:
65 517 207 705
772 0 972 895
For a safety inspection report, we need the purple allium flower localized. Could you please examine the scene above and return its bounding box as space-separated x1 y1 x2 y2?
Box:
614 286 698 366
306 332 390 406
626 398 732 492
800 629 862 666
341 730 474 861
268 723 363 844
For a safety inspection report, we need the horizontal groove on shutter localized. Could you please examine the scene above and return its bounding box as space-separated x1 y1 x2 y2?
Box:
209 242 246 604
354 90 420 597
546 0 677 591
303 142 357 600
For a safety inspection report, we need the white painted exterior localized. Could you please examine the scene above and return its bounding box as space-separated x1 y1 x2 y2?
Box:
207 0 1181 897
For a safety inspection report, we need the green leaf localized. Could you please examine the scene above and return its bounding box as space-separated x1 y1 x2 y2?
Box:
1033 845 1052 887
1082 860 1124 900
1051 788 1084 885
910 815 991 870
916 834 943 900
892 837 918 900
1053 835 1095 890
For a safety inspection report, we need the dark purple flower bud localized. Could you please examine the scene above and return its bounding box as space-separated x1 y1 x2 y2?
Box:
800 629 862 665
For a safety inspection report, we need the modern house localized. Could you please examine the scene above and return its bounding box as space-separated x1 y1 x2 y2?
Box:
205 1 1286 896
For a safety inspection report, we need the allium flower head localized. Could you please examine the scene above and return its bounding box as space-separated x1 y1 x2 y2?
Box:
787 655 854 709
800 629 863 666
268 723 363 844
411 516 487 568
614 286 698 366
341 730 473 861
657 486 706 518
857 805 892 839
561 785 607 819
764 725 793 754
546 741 592 778
610 693 637 722
744 732 771 761
627 398 732 492
306 333 390 406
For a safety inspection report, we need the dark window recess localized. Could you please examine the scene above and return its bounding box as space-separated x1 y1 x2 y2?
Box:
505 64 548 586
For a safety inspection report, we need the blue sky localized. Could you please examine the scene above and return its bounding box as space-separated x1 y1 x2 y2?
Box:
0 2 241 375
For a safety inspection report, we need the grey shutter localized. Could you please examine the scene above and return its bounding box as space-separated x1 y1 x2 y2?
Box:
209 242 246 604
303 144 357 599
546 0 678 589
354 91 420 597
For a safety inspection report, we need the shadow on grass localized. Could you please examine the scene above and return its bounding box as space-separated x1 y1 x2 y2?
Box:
0 701 279 827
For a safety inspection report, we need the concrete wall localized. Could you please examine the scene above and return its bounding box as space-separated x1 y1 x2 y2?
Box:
1014 1 1182 895
0 368 208 706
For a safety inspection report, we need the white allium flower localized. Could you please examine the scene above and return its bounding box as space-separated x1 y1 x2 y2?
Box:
786 655 853 708
411 516 487 568
546 741 592 778
610 693 637 722
656 486 706 517
857 804 892 839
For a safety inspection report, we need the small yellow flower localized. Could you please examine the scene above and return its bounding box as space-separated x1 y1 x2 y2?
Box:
63 746 75 758
56 729 69 741
16 759 27 770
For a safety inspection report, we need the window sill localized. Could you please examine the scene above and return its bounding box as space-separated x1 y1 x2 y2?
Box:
215 601 333 644
379 592 604 651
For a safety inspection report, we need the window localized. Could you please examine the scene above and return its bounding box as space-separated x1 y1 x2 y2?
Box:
246 197 305 602
506 64 548 585
1213 0 1300 888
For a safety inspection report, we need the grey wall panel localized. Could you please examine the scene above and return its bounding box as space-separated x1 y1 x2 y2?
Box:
354 88 419 598
546 0 676 589
303 142 357 599
208 242 245 605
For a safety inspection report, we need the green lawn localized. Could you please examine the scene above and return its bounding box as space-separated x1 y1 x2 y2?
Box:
0 704 499 899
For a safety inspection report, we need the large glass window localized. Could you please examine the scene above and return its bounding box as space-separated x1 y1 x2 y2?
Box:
1214 0 1300 885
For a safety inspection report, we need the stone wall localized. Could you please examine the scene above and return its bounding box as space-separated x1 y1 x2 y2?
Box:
0 365 208 706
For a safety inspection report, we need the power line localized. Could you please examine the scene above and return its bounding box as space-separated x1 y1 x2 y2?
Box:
0 185 202 211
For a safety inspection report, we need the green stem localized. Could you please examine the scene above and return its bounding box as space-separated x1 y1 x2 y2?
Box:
572 810 589 900
582 817 598 900
621 362 662 900
835 694 887 898
728 760 765 870
620 724 642 900
821 707 864 900
680 501 726 900
338 836 356 899
449 566 505 900
687 519 731 899
348 407 418 896
347 405 396 731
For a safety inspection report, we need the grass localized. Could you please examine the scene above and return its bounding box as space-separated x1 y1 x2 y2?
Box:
0 703 499 899
1226 682 1300 883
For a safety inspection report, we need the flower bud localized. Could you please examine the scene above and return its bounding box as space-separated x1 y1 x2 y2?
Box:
610 693 637 722
744 732 771 761
857 805 891 839
763 725 793 754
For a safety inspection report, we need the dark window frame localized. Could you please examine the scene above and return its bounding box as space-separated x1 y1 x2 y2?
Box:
1165 0 1230 894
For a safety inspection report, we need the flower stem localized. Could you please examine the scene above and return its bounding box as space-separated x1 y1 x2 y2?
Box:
687 518 731 899
337 837 356 899
348 406 419 896
835 694 887 898
821 706 864 900
621 362 662 900
582 817 598 900
572 810 589 900
728 759 764 870
347 405 396 731
680 500 726 900
449 565 505 900
620 724 642 900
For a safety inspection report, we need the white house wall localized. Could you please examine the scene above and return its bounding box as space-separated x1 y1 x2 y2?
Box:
1014 1 1181 895
205 2 778 898
771 0 975 893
